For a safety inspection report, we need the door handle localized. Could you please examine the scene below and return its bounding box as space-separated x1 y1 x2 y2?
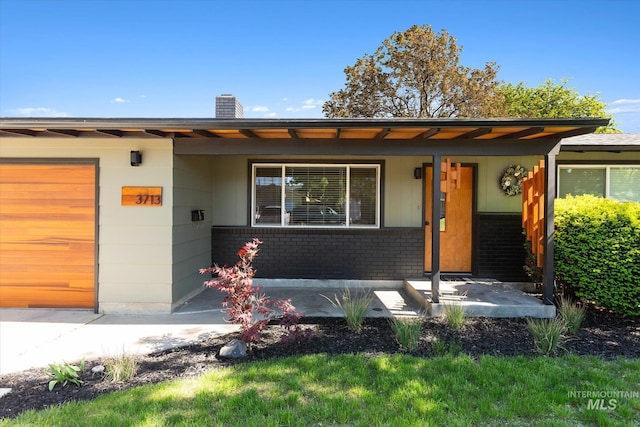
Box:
424 221 430 226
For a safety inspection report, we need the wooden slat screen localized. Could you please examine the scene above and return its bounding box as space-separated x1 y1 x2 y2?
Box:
0 163 96 308
522 160 545 268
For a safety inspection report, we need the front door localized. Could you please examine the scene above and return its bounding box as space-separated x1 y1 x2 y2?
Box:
424 165 474 273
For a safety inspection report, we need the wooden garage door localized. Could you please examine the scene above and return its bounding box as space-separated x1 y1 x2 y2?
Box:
0 162 97 309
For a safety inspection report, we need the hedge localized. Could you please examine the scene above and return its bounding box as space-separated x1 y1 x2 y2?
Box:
554 195 640 316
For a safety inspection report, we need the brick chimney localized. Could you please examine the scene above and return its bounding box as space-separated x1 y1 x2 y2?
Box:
215 94 243 118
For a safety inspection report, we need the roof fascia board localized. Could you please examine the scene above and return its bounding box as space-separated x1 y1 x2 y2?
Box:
561 145 640 152
0 117 611 130
173 137 561 156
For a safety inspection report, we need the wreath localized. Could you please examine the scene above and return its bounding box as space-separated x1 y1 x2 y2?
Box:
500 165 527 196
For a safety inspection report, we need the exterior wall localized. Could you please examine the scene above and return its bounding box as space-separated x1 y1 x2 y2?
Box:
209 155 543 226
211 227 424 280
172 156 213 308
0 137 175 312
207 154 545 281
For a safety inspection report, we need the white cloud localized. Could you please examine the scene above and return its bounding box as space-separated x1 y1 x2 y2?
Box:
251 105 270 112
608 99 640 114
111 97 129 103
285 107 300 112
5 107 69 117
301 98 323 109
264 112 277 118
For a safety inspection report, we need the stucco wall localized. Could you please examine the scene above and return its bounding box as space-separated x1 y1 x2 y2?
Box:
0 137 174 312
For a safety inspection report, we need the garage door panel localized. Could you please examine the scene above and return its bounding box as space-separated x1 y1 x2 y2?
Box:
0 165 94 184
0 202 95 215
1 286 94 309
0 253 95 266
0 182 94 197
0 241 95 254
0 223 95 238
0 163 96 309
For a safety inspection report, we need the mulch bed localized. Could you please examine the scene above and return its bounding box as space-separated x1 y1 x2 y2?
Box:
1 311 638 419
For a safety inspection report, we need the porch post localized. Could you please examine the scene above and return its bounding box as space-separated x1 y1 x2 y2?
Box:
543 148 559 305
431 154 441 303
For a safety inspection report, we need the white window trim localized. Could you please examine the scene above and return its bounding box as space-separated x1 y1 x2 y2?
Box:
558 164 640 200
252 163 381 228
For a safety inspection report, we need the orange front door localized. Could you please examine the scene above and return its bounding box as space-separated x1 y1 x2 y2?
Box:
424 165 474 273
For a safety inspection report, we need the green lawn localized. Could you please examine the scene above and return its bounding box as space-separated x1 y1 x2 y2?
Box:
2 354 638 426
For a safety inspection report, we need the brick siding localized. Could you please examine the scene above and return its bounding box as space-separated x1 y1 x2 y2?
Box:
211 227 424 280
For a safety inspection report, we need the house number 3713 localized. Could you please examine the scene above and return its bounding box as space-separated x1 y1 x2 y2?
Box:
136 194 162 205
121 186 163 207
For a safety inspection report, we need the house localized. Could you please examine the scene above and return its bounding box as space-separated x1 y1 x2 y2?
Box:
1 104 635 313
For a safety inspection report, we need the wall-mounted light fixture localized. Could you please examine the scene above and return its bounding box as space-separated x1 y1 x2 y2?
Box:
414 167 422 179
130 151 142 166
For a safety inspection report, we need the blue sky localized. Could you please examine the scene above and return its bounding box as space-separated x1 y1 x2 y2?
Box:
1 0 639 132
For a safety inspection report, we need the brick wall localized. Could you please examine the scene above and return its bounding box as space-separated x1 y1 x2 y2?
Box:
210 218 529 282
476 214 529 281
215 95 243 118
211 227 424 280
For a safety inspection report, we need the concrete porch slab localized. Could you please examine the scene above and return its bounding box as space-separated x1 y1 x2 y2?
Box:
404 278 556 318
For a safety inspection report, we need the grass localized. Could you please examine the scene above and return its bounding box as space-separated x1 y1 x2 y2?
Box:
389 315 424 351
558 295 586 334
527 317 567 355
3 354 638 426
321 287 373 331
103 351 138 383
431 336 463 357
442 303 467 330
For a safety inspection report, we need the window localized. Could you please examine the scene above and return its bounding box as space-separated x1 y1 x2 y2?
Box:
253 163 380 227
559 165 640 202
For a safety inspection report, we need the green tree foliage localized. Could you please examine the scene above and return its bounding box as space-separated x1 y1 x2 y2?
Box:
554 195 640 316
323 25 505 119
498 79 619 133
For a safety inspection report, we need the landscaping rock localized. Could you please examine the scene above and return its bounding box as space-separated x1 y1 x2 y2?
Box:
219 339 247 358
91 365 104 374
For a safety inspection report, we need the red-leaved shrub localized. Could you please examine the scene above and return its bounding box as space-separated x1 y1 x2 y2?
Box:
200 238 312 344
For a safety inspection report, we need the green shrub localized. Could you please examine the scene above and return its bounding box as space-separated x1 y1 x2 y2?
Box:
554 195 640 316
389 316 423 351
322 287 373 331
442 303 467 330
527 317 566 355
557 295 586 334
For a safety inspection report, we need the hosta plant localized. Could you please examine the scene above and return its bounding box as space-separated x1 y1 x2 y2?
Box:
46 360 85 391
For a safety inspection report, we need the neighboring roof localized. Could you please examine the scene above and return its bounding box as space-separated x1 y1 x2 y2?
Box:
561 133 640 152
0 117 609 141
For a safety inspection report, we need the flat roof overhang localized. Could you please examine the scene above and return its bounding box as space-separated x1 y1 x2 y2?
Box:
0 117 609 157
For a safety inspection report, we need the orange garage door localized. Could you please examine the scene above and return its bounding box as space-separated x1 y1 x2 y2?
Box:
0 162 96 309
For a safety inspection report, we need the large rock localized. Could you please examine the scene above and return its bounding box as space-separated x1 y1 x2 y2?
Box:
219 339 247 358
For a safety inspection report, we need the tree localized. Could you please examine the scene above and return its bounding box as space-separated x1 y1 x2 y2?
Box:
498 79 619 133
323 25 505 119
